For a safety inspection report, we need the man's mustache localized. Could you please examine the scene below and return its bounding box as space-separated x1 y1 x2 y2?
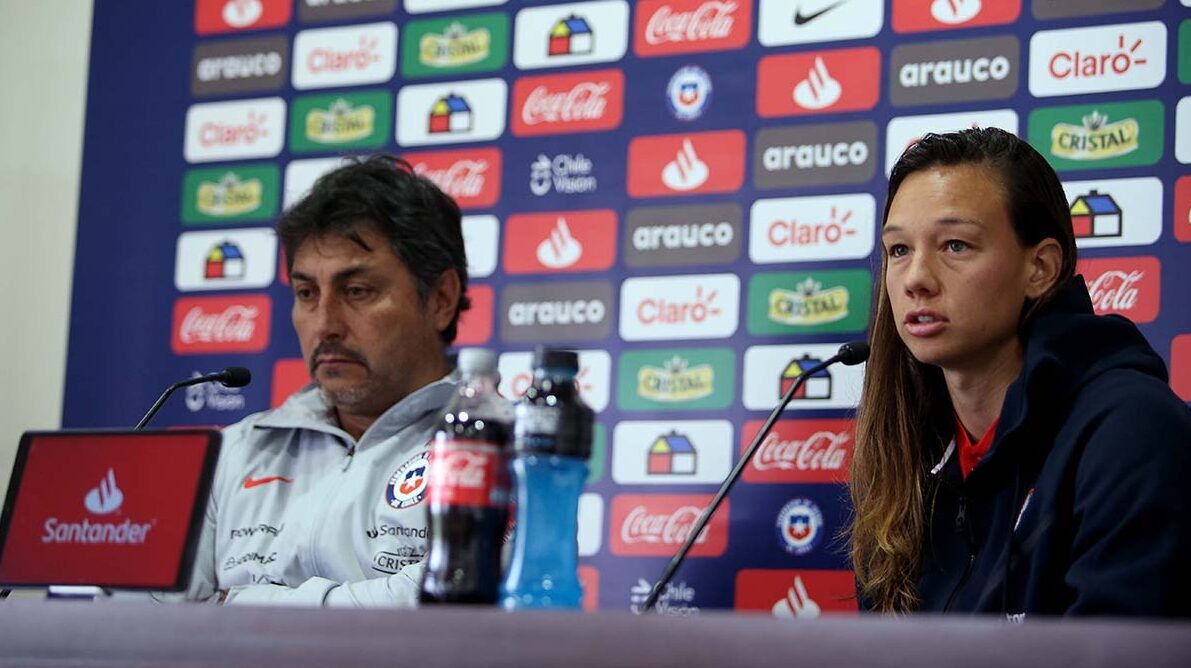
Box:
309 342 369 372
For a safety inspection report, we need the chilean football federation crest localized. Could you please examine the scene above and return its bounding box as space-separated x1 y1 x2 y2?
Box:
386 450 431 509
776 498 823 556
666 65 712 121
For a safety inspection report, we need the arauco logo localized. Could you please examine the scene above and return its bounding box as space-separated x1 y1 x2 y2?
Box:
890 35 1019 107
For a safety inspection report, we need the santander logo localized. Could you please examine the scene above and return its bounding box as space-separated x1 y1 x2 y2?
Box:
627 130 745 198
195 0 290 35
892 0 1019 34
405 148 502 209
662 139 710 191
84 469 124 515
610 494 728 557
1077 257 1160 323
172 295 272 354
512 70 625 137
635 0 752 56
503 210 617 275
757 47 880 118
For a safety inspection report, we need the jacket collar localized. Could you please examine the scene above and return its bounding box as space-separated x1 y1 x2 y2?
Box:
255 377 457 450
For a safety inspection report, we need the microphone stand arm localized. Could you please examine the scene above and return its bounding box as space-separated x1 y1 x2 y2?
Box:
637 354 841 614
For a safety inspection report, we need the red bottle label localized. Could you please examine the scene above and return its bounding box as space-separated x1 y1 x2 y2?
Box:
427 438 504 508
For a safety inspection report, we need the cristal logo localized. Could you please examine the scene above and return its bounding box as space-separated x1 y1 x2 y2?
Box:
180 305 259 344
200 111 269 148
1051 111 1139 161
645 1 737 45
768 278 849 326
632 221 734 250
537 217 584 268
662 139 710 191
1086 270 1143 313
84 469 124 515
419 22 491 68
899 54 1011 88
639 357 714 402
931 0 980 24
508 299 606 326
1050 34 1147 81
197 173 262 216
522 82 610 125
223 0 263 27
638 284 720 325
794 57 841 110
621 505 707 545
413 159 489 201
763 141 868 171
755 430 848 472
306 99 374 143
308 35 380 73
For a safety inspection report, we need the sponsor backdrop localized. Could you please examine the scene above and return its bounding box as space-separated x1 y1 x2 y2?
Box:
67 0 1191 615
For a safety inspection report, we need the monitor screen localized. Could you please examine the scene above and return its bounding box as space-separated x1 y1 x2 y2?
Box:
0 430 220 590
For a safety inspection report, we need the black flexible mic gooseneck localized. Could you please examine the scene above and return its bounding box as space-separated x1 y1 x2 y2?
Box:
134 367 252 430
637 340 869 614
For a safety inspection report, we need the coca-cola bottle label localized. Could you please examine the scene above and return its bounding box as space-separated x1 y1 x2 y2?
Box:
427 437 505 508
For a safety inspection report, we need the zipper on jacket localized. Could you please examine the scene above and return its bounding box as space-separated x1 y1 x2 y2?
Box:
340 444 356 472
944 495 976 612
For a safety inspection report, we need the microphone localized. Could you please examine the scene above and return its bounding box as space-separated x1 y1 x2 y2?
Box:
135 367 252 429
637 340 869 614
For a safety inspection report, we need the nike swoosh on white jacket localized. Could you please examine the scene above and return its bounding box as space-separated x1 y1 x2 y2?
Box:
186 377 460 607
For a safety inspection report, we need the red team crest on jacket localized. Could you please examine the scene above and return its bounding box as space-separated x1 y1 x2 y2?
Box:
386 451 431 509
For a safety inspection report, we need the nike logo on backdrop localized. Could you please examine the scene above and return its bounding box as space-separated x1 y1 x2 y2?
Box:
243 475 294 489
794 0 848 25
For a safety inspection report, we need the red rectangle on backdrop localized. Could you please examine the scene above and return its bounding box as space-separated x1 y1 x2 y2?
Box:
741 419 854 484
172 295 272 354
512 69 625 137
609 494 729 557
1077 256 1161 324
1174 176 1191 243
735 569 858 615
503 210 618 274
0 432 216 588
757 47 881 118
626 130 745 198
634 0 753 57
1172 335 1191 402
455 284 494 346
404 148 502 210
195 0 291 36
892 0 1020 33
270 358 310 408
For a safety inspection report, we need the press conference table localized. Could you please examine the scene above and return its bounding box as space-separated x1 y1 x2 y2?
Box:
0 599 1188 667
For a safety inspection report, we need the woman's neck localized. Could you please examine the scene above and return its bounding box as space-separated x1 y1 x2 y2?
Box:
942 341 1024 440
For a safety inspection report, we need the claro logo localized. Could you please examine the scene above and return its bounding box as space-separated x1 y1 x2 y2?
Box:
620 273 739 341
42 469 154 545
890 35 1019 107
1029 22 1167 98
500 281 614 343
184 98 286 163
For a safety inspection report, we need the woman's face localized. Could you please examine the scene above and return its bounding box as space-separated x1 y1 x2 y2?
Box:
882 163 1041 373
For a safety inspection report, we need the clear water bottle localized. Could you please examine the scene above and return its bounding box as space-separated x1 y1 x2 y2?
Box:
419 348 512 605
501 347 593 610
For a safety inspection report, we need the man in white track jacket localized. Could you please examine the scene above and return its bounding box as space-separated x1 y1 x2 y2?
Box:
186 155 473 607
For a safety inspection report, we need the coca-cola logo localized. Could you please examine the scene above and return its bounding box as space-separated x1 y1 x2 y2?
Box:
172 295 271 354
403 147 502 209
743 420 854 484
635 0 751 56
522 82 611 126
1077 257 1160 324
426 443 500 508
512 70 625 137
610 494 729 557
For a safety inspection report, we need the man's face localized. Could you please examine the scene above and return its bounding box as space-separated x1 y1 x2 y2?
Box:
882 164 1037 372
289 226 447 417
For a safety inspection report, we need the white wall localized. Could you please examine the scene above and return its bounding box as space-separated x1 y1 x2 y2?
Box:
0 2 93 494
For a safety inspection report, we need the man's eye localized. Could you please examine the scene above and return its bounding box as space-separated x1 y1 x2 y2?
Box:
294 288 313 300
346 286 372 298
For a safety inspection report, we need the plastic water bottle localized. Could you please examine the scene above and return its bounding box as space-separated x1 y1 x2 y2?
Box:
501 348 593 610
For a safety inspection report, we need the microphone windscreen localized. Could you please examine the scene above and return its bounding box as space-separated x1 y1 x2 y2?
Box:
219 367 252 388
837 341 870 366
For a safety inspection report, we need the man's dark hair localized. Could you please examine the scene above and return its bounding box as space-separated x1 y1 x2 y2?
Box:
278 155 470 344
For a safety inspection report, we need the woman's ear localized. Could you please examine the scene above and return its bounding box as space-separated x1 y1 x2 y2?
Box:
1025 238 1063 300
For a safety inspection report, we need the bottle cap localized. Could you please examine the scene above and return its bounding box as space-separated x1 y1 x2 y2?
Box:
532 347 578 373
456 348 498 375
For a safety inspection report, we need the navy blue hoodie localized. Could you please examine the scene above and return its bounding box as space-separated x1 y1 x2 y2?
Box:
913 278 1191 617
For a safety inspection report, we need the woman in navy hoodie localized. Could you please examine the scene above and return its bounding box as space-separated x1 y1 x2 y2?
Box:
848 127 1191 617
